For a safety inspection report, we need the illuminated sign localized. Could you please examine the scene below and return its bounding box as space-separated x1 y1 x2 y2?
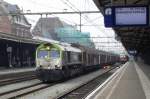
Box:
115 7 147 25
128 50 137 55
104 6 149 27
104 7 114 27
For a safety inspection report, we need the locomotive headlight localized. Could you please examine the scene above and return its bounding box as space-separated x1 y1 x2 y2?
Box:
47 66 51 69
55 65 60 69
36 66 41 70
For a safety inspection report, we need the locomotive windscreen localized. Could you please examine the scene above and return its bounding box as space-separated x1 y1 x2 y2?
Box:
50 50 60 59
37 50 49 59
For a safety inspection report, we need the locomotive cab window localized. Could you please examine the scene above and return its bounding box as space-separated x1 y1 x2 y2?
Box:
50 50 60 59
37 50 49 59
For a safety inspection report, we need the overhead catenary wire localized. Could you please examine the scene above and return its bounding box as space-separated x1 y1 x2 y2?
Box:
60 0 118 47
8 0 123 54
61 0 118 52
59 0 105 33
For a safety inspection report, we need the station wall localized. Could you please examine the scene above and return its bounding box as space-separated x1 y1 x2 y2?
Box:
0 39 38 68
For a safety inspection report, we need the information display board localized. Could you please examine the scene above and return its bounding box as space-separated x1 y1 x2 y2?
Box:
115 7 147 25
104 6 149 27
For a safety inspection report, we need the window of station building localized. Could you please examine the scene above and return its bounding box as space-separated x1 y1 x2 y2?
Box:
12 16 16 22
22 29 24 37
24 30 27 37
16 28 19 36
17 16 21 22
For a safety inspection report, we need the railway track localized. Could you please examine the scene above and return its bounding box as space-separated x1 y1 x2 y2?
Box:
0 66 119 99
0 68 115 99
58 68 117 99
0 69 55 98
0 75 37 87
0 70 36 80
0 82 55 99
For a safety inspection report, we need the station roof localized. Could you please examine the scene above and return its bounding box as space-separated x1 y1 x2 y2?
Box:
0 32 41 44
93 0 150 54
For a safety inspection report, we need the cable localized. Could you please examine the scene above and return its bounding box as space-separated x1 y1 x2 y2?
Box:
65 0 110 37
60 0 103 31
29 0 123 52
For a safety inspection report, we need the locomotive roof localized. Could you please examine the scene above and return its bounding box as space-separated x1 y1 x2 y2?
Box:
71 43 119 56
34 36 119 56
59 43 81 53
34 36 81 53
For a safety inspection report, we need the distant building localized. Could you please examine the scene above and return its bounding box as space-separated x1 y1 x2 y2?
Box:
33 17 95 48
0 0 32 38
32 17 67 40
56 26 95 48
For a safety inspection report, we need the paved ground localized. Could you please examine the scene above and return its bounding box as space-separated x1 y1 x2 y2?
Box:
89 61 150 99
107 62 146 99
0 67 35 75
137 62 150 81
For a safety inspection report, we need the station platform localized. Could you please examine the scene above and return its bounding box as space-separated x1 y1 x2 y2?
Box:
0 67 36 75
86 61 150 99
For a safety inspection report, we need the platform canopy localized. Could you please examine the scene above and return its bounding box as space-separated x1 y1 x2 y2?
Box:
93 0 150 55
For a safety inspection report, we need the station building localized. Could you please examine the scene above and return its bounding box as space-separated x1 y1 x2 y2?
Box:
0 0 38 68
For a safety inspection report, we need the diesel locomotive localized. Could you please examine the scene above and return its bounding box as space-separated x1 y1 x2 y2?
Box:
35 42 120 82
